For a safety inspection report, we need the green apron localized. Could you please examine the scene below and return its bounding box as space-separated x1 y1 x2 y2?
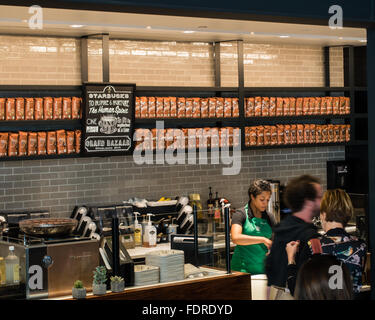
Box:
231 204 272 275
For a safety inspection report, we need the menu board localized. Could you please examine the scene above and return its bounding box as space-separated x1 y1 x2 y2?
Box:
82 83 135 156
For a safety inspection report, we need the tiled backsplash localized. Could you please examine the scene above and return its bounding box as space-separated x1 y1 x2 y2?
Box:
0 36 81 85
0 146 345 217
0 36 343 86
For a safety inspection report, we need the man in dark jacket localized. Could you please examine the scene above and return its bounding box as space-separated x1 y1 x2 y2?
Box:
265 175 323 295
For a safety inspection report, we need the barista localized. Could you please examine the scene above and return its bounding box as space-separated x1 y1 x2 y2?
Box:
231 179 276 275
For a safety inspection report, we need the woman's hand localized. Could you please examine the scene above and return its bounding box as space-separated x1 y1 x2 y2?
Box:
263 237 272 250
286 241 300 265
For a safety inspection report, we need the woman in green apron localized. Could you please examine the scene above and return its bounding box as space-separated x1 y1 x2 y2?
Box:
231 179 276 275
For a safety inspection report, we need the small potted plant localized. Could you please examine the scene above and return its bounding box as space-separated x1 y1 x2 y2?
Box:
110 276 125 293
92 266 107 296
72 280 86 299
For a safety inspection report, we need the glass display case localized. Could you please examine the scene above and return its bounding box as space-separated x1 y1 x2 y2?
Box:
0 231 99 299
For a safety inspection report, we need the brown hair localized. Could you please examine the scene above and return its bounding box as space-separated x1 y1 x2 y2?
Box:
295 254 353 300
320 189 353 227
283 175 321 213
248 179 271 200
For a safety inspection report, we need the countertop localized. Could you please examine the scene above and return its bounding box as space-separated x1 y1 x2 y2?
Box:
127 226 357 259
48 267 250 301
127 240 235 259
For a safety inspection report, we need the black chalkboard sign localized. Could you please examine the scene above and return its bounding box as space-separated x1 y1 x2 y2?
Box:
82 83 136 156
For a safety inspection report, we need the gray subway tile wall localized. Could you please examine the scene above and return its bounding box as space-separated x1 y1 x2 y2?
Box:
0 146 344 217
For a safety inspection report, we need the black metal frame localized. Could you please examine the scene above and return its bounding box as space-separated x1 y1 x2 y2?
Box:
367 27 375 300
81 37 89 83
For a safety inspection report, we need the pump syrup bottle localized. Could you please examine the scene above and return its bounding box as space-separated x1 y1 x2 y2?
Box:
133 212 143 247
214 192 221 222
143 214 157 248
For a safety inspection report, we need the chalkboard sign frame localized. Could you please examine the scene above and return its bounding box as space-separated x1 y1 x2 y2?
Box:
82 82 136 157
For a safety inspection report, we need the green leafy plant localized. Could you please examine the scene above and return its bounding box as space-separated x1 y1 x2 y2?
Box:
73 280 84 289
93 266 107 285
110 276 124 283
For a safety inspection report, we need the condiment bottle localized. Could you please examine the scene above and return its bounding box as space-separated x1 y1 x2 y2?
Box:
189 194 203 220
214 192 221 222
207 187 214 218
133 212 143 247
0 257 5 285
5 246 19 285
141 215 148 238
167 218 178 242
143 214 157 248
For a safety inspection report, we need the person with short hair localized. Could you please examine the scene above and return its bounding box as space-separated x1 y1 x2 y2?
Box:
265 174 322 294
231 179 276 275
294 254 353 300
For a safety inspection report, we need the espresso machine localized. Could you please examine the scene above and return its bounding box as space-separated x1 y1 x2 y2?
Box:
0 210 99 299
327 160 351 191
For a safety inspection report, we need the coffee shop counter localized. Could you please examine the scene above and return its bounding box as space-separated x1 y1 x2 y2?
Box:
127 241 235 260
50 267 251 300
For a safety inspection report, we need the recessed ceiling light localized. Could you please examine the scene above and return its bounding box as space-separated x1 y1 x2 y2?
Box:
338 37 343 40
146 26 152 29
70 25 84 28
279 35 290 38
183 30 195 34
359 39 367 43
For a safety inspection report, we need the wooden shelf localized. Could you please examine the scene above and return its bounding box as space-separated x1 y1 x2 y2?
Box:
243 142 348 150
0 120 82 132
244 87 350 93
0 85 82 92
136 86 238 93
135 116 349 129
0 153 81 161
134 118 241 129
243 115 349 125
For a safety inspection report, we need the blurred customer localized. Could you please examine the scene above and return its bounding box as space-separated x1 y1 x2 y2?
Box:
318 189 366 294
294 254 353 300
265 175 322 294
285 189 367 297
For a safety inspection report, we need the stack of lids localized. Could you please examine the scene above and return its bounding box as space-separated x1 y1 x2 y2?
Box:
145 249 185 283
184 263 206 279
134 265 160 287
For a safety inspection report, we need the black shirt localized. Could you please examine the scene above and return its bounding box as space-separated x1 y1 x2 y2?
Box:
265 215 319 289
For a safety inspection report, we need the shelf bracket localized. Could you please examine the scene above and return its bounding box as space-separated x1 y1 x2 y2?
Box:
214 42 221 88
80 36 89 83
102 33 110 83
